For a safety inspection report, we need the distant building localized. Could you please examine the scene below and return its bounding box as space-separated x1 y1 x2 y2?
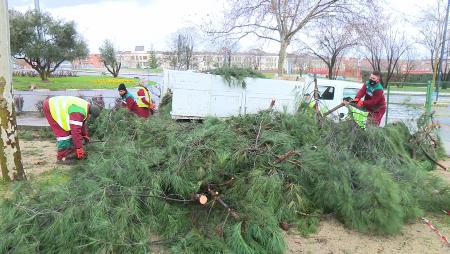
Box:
120 46 152 68
74 46 435 81
72 54 103 69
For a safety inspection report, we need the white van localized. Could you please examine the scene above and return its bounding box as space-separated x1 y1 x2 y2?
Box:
163 70 364 120
308 78 364 119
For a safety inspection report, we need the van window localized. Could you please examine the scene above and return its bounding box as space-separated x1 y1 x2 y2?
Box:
343 88 359 100
318 86 334 100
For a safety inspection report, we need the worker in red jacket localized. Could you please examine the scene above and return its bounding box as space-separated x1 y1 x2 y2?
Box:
350 70 386 126
118 83 149 118
136 81 155 116
43 96 100 163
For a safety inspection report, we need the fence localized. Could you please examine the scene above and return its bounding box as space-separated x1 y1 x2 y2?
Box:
384 81 450 154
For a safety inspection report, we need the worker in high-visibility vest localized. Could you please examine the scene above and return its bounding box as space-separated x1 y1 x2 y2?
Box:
136 80 155 116
347 104 369 129
118 83 148 118
43 96 101 163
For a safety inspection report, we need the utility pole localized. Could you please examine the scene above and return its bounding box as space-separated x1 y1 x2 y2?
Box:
437 0 450 101
0 0 25 181
34 0 40 12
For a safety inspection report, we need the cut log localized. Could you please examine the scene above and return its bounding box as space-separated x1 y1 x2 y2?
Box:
323 102 345 117
191 194 208 205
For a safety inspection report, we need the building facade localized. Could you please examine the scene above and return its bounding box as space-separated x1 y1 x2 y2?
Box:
47 45 435 82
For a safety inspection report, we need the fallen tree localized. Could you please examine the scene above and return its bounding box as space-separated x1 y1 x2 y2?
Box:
0 101 448 253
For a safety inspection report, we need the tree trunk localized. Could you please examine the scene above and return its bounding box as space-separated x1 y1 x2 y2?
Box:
38 70 49 82
327 64 333 80
277 40 288 76
0 0 25 181
112 68 118 78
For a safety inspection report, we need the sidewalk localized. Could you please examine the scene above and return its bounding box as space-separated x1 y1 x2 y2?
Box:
17 113 49 127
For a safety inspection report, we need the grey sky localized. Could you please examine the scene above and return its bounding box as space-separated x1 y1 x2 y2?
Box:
8 0 118 8
7 0 433 55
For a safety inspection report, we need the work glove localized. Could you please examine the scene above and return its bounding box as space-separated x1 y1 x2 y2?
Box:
76 148 85 159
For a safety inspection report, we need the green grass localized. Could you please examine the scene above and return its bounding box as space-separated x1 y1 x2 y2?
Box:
35 169 71 191
13 76 156 91
121 67 163 74
390 86 450 93
0 169 71 197
390 86 428 92
263 73 276 79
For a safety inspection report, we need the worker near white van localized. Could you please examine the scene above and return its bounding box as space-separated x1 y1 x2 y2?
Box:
345 70 386 126
137 80 156 115
302 93 328 114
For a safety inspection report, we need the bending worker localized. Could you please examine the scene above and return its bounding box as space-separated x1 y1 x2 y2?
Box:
43 96 100 163
118 83 151 118
137 80 155 116
346 70 386 126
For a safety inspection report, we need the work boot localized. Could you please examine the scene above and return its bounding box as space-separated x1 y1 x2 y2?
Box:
56 148 77 165
56 153 77 165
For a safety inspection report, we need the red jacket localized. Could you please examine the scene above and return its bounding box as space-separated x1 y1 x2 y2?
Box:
355 81 386 112
121 92 149 118
137 87 155 112
137 88 152 107
69 112 89 149
43 99 88 150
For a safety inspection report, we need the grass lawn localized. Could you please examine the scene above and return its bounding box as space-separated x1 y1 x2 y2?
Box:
121 67 163 74
390 86 450 93
263 73 276 79
389 86 428 92
13 76 156 91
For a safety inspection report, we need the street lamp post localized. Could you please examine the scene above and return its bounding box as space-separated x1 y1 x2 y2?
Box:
437 0 450 101
34 0 40 12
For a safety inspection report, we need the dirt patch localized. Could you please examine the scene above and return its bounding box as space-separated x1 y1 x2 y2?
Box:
20 140 70 177
435 160 450 183
286 159 450 254
286 216 450 254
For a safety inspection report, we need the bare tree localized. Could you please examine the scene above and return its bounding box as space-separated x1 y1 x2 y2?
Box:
382 30 410 87
248 48 264 70
168 27 198 70
357 14 410 87
301 20 357 79
218 39 240 68
393 49 416 82
417 0 447 75
209 0 372 76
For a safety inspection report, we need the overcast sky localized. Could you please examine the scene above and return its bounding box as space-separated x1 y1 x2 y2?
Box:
7 0 433 54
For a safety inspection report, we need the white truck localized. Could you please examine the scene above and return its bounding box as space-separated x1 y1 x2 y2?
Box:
162 70 363 120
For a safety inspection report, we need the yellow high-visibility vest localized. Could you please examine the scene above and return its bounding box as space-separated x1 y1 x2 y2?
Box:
135 87 151 108
49 96 89 131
